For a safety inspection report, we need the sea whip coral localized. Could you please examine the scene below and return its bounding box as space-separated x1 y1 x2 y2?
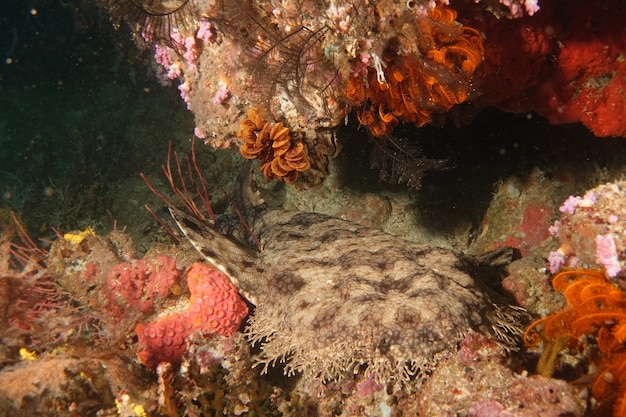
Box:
136 263 248 368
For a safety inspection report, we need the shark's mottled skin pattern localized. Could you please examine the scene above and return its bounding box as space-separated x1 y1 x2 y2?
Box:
169 169 522 386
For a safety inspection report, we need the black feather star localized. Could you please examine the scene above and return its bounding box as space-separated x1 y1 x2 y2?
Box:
370 134 449 189
214 0 334 112
108 0 199 43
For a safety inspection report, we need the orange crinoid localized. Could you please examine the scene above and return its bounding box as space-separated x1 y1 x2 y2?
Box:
524 269 626 416
238 108 310 183
345 5 483 136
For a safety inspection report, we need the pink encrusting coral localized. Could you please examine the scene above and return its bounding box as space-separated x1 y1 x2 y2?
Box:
595 233 621 277
548 180 626 282
136 263 248 368
47 232 191 346
104 255 182 321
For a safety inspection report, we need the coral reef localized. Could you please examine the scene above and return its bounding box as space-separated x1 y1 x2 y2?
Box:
547 180 626 283
1 220 254 415
524 269 626 417
17 0 626 413
417 331 585 417
101 0 498 185
47 231 186 344
0 216 160 415
5 138 616 415
158 332 282 416
136 262 248 368
0 214 81 358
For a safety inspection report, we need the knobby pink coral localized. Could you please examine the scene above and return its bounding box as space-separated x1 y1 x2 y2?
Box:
136 263 248 368
104 255 182 320
547 181 626 279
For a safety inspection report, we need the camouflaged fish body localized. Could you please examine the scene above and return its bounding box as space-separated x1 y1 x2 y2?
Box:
169 168 522 385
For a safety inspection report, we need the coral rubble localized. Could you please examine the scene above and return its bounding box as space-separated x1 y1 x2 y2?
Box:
418 331 585 417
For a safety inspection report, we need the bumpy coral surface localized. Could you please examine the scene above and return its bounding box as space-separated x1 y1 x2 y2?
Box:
547 180 626 283
472 169 562 257
136 263 248 368
47 231 186 344
418 331 585 417
103 0 508 185
104 254 182 320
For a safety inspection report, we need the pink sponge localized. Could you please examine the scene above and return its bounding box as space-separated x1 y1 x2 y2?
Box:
104 254 181 320
136 263 248 368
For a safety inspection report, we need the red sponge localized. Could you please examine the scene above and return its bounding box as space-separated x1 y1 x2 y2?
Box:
136 263 248 368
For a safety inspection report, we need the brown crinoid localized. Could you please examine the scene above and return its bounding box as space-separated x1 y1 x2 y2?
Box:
345 5 484 136
238 108 310 183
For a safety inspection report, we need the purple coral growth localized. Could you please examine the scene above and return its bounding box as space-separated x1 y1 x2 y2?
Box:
548 220 561 237
196 20 213 43
559 191 595 214
559 195 580 214
521 0 540 15
496 0 540 17
469 399 514 417
178 81 191 109
547 250 565 274
580 190 597 207
212 86 230 105
596 233 622 277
